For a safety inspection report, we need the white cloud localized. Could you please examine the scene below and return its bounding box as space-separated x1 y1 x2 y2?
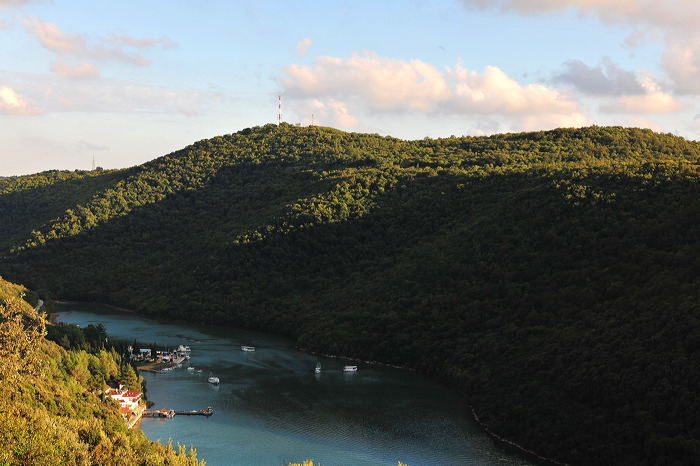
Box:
281 51 588 133
5 16 218 119
462 1 700 97
22 17 85 53
0 0 39 8
0 70 227 116
556 58 644 96
283 52 453 113
461 0 700 28
22 17 153 66
296 38 312 57
76 140 109 152
601 76 683 114
304 98 358 128
105 33 175 49
691 115 700 134
624 116 665 133
48 78 226 115
50 60 100 78
555 58 684 115
446 63 580 115
519 111 589 132
0 85 42 115
89 44 150 66
661 35 700 95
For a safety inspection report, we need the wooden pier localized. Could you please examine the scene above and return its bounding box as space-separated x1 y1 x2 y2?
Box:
143 407 213 418
143 409 175 418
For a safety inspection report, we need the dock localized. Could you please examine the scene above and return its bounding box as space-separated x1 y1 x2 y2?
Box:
142 407 213 418
126 406 145 428
137 356 188 373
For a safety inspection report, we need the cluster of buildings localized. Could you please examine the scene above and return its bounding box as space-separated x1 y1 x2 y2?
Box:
105 383 143 422
127 345 191 363
103 345 192 427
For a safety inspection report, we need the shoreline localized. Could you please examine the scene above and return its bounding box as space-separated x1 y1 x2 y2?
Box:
470 407 568 466
54 299 138 314
126 405 146 429
56 299 562 465
300 346 563 466
135 356 187 373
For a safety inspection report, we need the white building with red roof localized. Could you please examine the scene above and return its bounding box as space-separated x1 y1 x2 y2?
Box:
106 387 143 411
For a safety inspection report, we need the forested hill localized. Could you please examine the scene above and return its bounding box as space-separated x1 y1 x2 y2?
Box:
3 123 700 465
0 276 203 464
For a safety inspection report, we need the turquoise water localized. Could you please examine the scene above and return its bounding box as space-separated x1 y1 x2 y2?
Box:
55 302 541 466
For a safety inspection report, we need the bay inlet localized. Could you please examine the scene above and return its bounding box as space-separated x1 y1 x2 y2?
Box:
55 302 543 466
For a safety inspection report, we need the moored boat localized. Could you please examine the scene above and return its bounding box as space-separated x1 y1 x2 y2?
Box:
343 365 358 372
175 407 214 416
241 345 256 352
315 362 322 373
208 373 220 384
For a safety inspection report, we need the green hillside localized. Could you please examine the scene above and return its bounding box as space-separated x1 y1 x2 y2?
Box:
2 123 700 465
0 277 203 465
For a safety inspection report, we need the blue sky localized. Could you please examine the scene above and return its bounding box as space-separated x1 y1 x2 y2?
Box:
2 0 700 176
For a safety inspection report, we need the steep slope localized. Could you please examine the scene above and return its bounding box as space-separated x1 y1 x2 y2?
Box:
0 168 127 253
2 124 700 464
0 277 203 465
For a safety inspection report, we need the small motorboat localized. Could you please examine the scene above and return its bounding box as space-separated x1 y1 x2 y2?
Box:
241 345 256 352
187 366 195 371
208 373 220 385
342 365 358 372
315 362 322 373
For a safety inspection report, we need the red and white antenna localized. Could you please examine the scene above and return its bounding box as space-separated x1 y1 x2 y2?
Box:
277 95 282 125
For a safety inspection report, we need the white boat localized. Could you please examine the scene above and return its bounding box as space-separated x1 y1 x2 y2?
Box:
241 345 256 352
315 362 322 373
342 365 358 372
208 373 220 384
176 345 191 353
186 366 195 371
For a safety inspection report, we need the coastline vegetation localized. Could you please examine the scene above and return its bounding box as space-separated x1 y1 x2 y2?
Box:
2 124 700 464
0 277 203 465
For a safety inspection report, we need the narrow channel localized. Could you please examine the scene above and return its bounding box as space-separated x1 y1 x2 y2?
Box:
55 302 544 466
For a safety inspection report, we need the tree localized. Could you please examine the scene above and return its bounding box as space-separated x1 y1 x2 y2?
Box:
0 297 45 386
119 362 141 391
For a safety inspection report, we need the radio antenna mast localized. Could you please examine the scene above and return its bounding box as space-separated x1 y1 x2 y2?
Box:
277 95 282 125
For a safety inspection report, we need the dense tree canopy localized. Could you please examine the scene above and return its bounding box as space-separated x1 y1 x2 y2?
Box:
0 278 203 465
2 124 700 465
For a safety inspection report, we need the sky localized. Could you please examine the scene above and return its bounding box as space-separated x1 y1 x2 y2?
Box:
2 0 700 176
